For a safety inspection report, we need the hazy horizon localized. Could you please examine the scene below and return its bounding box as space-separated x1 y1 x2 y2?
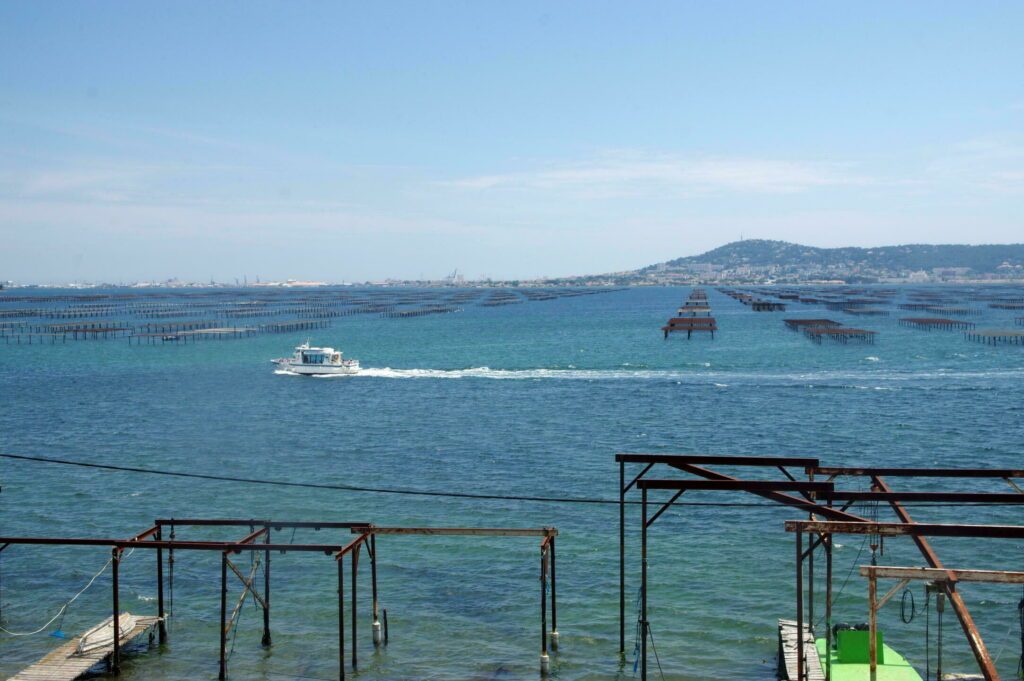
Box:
2 2 1023 283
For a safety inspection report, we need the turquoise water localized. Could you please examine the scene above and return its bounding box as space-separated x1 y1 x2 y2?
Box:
1 286 1023 680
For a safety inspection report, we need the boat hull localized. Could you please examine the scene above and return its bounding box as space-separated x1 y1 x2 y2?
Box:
276 361 360 376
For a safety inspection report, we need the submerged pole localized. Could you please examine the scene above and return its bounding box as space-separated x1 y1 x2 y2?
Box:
262 525 271 647
541 542 549 674
641 487 648 681
796 530 804 681
112 548 121 675
826 533 833 681
868 571 877 681
219 551 228 681
156 527 167 643
338 558 345 681
371 534 381 645
351 544 359 668
550 535 558 649
619 459 625 656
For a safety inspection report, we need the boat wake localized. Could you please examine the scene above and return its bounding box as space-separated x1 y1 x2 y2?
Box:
275 366 1024 385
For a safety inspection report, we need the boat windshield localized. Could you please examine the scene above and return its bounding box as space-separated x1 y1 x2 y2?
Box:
301 351 326 364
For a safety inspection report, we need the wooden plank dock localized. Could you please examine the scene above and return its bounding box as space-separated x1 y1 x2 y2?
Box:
7 615 160 681
777 619 825 681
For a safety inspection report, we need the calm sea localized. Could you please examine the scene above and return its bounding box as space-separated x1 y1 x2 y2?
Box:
1 286 1023 680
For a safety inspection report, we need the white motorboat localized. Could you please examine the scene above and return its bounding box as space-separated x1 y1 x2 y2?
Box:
272 341 361 376
75 613 137 654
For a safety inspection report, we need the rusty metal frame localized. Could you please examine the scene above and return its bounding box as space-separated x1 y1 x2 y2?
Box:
619 454 1024 681
338 525 560 678
788 519 1024 681
616 453 835 660
0 520 558 681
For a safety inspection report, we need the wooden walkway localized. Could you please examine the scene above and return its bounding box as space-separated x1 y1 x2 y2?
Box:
778 619 825 681
7 615 160 681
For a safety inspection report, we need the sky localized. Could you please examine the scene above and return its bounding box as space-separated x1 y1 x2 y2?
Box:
1 2 1022 283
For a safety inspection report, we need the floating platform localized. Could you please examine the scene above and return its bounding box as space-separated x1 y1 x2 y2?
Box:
777 620 923 681
812 635 922 681
778 619 825 681
7 615 161 681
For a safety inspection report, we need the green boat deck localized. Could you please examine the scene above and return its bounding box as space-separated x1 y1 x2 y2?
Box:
777 619 923 681
814 636 923 681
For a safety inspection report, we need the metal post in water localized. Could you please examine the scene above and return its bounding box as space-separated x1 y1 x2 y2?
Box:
540 541 549 674
868 571 877 681
156 527 167 643
641 487 648 681
262 525 271 647
112 548 121 675
371 534 381 646
338 558 345 681
826 533 833 681
549 535 558 649
796 531 804 681
219 551 228 681
808 472 815 632
619 459 625 657
352 544 359 668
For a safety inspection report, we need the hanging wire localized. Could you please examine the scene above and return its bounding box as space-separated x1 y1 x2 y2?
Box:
815 533 869 630
0 547 134 637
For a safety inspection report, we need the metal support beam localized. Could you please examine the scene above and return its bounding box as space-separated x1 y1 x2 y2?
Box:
112 548 121 676
666 462 864 522
370 534 380 645
825 534 832 681
796 531 804 681
641 487 648 681
351 543 359 669
550 536 557 647
646 489 685 527
156 527 167 643
338 557 345 681
219 551 227 681
262 525 271 647
619 459 626 656
868 569 877 681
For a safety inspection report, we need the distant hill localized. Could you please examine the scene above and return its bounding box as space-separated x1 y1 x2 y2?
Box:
646 239 1024 273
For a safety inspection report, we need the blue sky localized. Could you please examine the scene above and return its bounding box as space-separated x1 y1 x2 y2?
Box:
1 2 1022 282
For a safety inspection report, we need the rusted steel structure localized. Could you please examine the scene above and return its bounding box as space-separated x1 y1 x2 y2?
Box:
661 317 718 339
796 464 1024 681
617 454 1024 681
965 329 1024 346
899 317 976 330
615 453 852 680
663 288 717 339
858 565 1024 681
0 519 559 680
784 319 842 330
803 326 877 344
786 519 1024 681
